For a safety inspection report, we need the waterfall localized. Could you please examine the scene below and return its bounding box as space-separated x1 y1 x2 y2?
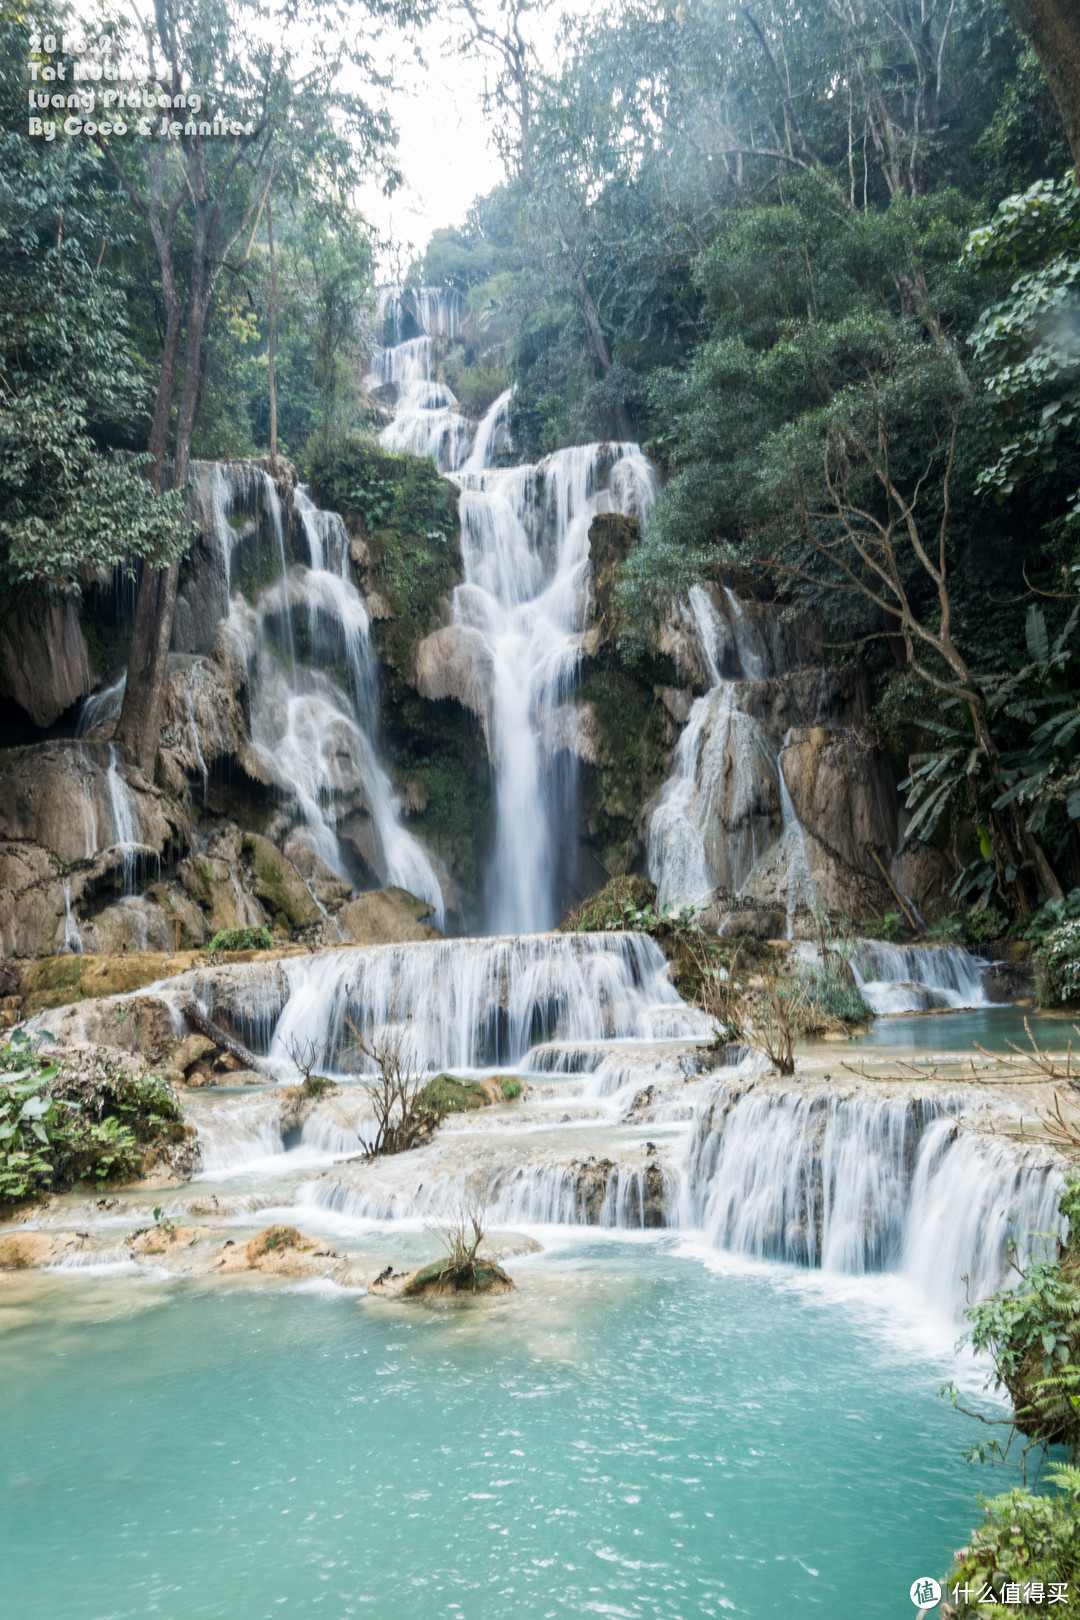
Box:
648 586 786 911
681 1085 1063 1318
76 674 125 737
304 1159 670 1229
216 466 444 924
105 744 139 893
61 881 83 954
850 942 991 1014
453 443 658 932
183 930 708 1074
372 289 660 933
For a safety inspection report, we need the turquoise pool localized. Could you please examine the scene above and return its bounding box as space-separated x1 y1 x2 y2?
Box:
0 1239 993 1619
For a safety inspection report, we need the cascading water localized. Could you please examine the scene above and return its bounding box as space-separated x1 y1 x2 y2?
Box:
193 930 709 1074
680 1085 1063 1318
648 585 801 913
850 941 992 1014
371 290 659 931
454 441 658 932
208 465 445 923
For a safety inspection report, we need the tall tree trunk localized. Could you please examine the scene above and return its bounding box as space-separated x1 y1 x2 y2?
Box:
267 198 278 475
1000 0 1080 176
116 210 212 777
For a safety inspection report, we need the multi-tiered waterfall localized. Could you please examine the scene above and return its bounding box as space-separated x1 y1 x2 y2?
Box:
367 289 657 932
646 584 814 926
202 462 446 924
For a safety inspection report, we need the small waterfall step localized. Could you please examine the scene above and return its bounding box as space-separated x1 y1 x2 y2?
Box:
850 941 993 1015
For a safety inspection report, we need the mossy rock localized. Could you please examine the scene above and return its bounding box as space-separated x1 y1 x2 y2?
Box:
401 1257 514 1297
245 1225 309 1262
562 874 658 932
420 1074 492 1115
241 833 320 930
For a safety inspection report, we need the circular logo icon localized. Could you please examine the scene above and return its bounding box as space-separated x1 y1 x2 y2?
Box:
910 1578 942 1608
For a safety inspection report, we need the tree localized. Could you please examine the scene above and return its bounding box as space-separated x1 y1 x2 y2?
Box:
93 0 407 773
965 174 1080 520
998 0 1080 176
281 205 374 452
0 13 189 620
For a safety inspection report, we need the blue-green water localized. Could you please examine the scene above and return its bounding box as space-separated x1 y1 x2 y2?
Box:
851 1005 1079 1052
0 1242 988 1620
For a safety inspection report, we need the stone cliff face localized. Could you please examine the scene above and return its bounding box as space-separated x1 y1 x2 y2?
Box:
0 447 951 959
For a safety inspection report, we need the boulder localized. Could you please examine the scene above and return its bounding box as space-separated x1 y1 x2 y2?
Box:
0 741 188 868
216 1225 334 1276
81 889 207 955
178 825 268 932
35 992 179 1064
281 838 353 910
241 833 320 930
412 624 495 732
128 1224 202 1258
0 1231 80 1269
399 1257 515 1297
0 840 68 957
780 727 900 872
337 886 443 945
158 652 252 787
0 599 93 728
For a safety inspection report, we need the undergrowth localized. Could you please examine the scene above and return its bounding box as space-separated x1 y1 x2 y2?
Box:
0 1031 185 1206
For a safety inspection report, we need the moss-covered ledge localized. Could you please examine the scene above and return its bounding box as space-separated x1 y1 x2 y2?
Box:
307 438 463 676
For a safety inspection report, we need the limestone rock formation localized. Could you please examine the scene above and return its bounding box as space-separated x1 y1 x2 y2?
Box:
412 624 494 727
242 833 321 930
0 741 187 867
0 599 94 728
337 886 443 945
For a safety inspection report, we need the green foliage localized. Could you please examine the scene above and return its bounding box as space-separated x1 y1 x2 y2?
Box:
803 972 869 1025
1025 890 1080 944
418 1075 490 1116
965 177 1080 518
1033 920 1080 1004
563 874 699 942
953 1171 1080 1456
0 1030 183 1206
499 1077 523 1101
860 912 907 943
947 1467 1080 1614
0 39 192 601
966 905 1012 943
207 926 274 953
308 438 460 670
440 349 510 417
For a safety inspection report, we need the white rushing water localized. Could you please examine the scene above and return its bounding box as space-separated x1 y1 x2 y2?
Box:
370 288 659 933
246 930 707 1074
202 463 445 924
647 585 807 915
680 1084 1062 1319
850 941 991 1014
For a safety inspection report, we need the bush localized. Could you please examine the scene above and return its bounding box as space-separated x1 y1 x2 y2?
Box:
965 904 1011 943
500 1077 522 1100
946 1468 1080 1613
1025 890 1080 945
808 974 869 1024
562 875 699 942
208 926 273 952
419 1074 491 1115
0 1032 186 1206
860 911 906 943
1033 919 1080 1004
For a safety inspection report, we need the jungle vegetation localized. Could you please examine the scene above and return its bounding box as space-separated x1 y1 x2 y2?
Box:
1 0 1079 926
